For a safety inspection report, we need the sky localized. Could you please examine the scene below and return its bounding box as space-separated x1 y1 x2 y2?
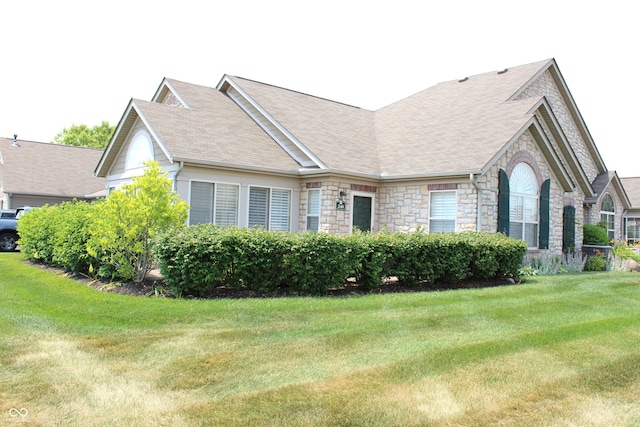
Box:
2 0 639 177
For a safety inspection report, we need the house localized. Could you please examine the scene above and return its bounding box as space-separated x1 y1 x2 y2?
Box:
621 177 640 245
95 58 635 254
0 136 105 209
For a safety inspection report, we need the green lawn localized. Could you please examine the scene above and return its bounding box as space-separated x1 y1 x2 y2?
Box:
1 252 640 426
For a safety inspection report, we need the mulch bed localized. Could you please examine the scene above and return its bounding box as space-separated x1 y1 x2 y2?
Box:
24 260 516 299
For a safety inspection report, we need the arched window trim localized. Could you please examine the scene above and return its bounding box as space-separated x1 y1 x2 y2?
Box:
509 163 540 249
600 193 615 240
125 130 154 171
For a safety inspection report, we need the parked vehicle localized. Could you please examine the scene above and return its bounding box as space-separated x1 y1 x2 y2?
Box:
0 208 27 252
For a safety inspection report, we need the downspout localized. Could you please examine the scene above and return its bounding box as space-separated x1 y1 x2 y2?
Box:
174 161 184 193
470 174 482 231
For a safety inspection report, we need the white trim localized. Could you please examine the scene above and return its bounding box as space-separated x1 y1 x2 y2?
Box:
219 76 326 169
247 184 293 231
306 188 321 232
187 179 240 227
428 189 457 233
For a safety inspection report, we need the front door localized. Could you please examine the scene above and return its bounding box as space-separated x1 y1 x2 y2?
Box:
352 195 372 232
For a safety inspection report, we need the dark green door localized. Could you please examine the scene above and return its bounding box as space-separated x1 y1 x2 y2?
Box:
352 196 372 232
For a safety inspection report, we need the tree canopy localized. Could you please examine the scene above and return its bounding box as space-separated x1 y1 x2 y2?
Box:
52 121 115 149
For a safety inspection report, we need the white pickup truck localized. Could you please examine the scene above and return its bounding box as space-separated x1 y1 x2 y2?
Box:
0 208 26 252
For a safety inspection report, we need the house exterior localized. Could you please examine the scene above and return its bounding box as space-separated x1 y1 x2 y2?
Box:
0 137 105 209
95 58 635 254
621 177 640 245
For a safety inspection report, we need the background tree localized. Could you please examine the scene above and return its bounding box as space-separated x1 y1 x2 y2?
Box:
87 161 189 283
52 121 115 148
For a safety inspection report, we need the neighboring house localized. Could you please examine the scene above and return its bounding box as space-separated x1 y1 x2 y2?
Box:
0 136 106 209
95 58 635 254
621 177 640 244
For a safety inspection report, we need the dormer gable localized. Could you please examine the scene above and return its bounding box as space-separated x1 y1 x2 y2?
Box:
151 78 190 109
217 75 325 169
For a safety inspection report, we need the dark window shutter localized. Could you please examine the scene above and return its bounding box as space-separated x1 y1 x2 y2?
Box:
498 169 510 235
563 205 576 252
539 179 551 249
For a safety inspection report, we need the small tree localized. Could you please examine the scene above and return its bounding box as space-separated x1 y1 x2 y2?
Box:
53 121 115 148
87 161 188 282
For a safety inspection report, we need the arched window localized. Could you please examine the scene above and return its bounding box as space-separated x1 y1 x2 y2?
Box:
600 193 615 240
509 163 539 248
125 130 154 171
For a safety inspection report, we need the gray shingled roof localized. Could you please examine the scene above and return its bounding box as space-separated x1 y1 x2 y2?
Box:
229 77 378 174
131 81 301 171
621 177 640 208
0 137 105 197
101 59 565 179
375 60 550 175
229 59 551 176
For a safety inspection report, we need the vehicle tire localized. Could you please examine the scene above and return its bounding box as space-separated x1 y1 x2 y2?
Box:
0 232 18 252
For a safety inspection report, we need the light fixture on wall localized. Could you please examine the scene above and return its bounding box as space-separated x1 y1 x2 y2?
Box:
336 190 347 210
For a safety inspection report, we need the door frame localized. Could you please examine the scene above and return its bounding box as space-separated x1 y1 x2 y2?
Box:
349 191 375 234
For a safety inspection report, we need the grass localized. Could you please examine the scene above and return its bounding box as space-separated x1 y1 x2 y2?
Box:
1 252 640 426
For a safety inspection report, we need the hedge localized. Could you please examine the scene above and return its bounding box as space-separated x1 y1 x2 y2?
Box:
154 227 527 297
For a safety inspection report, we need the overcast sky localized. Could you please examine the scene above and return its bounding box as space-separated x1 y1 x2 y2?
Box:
2 0 638 177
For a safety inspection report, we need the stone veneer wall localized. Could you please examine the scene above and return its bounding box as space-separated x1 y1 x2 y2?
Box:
584 186 625 242
298 128 585 253
299 180 378 234
485 129 582 254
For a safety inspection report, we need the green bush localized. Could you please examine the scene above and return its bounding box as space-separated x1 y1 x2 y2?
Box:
155 228 527 297
17 205 57 264
583 224 610 246
585 254 606 271
18 201 102 274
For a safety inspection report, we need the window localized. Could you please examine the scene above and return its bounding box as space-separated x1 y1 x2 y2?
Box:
429 191 456 232
306 189 320 231
600 193 615 240
509 163 539 248
248 187 291 231
125 130 154 171
189 181 239 226
625 217 639 245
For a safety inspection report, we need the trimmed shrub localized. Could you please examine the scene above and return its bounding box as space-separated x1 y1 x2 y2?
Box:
18 200 102 274
583 224 610 246
155 228 527 297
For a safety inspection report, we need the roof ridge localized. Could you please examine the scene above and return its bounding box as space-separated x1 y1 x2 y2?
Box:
231 76 364 110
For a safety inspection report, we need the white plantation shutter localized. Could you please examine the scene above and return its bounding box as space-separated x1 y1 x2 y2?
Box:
307 189 320 231
429 191 456 232
214 184 239 227
189 181 214 225
248 187 269 228
270 189 291 231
